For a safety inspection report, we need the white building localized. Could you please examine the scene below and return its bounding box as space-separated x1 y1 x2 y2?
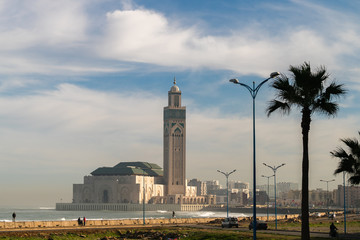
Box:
73 162 164 204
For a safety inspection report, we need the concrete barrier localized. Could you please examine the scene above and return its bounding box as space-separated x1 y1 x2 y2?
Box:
0 217 219 230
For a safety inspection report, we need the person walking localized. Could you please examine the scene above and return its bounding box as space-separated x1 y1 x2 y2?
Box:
83 216 86 226
330 222 338 237
12 212 16 222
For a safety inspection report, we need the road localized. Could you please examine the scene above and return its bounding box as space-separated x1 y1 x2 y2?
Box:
195 224 360 239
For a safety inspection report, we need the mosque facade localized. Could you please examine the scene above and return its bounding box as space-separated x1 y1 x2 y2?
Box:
60 80 215 210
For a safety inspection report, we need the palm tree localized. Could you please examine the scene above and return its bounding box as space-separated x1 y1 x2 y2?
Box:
266 62 346 240
331 132 360 184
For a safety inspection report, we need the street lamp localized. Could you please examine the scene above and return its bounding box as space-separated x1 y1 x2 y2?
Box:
230 71 279 239
263 163 285 230
261 174 274 221
217 169 236 218
129 166 150 225
343 172 347 234
142 170 146 225
320 179 335 215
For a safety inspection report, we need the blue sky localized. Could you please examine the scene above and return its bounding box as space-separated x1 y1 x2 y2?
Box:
0 0 360 207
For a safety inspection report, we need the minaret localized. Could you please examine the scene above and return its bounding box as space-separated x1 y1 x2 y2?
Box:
163 78 186 196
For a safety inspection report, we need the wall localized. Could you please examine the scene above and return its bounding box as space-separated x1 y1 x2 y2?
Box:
56 203 208 211
0 217 217 230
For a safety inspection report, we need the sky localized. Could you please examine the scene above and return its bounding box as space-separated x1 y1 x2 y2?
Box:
0 0 360 208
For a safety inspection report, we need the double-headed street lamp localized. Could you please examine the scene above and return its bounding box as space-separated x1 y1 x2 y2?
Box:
261 174 274 221
217 169 236 218
229 71 279 239
320 179 335 214
263 163 285 230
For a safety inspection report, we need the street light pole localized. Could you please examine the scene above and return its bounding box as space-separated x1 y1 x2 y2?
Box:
261 174 274 221
343 172 347 234
130 166 149 225
320 179 335 215
143 171 146 225
263 163 285 230
230 72 279 240
217 169 236 218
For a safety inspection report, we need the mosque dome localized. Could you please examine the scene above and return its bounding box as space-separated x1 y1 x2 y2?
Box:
170 85 180 92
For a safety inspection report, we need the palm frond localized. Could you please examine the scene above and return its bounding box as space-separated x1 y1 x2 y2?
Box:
323 82 347 100
334 157 355 174
271 75 303 105
332 133 360 182
341 137 360 156
313 101 339 116
266 100 290 116
349 175 360 185
331 147 350 159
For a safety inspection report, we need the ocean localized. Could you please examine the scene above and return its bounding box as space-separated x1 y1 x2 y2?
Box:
0 207 253 222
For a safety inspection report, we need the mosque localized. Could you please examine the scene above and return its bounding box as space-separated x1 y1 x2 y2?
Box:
56 80 215 211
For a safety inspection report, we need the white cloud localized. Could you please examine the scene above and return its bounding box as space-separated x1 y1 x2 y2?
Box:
97 4 360 79
0 0 359 79
0 83 165 206
0 0 88 49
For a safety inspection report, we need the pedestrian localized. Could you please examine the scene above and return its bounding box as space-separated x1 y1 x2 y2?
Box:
330 222 338 237
77 217 82 226
12 212 16 222
172 211 175 218
83 216 86 226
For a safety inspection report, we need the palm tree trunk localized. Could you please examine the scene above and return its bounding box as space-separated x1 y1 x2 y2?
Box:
301 108 311 240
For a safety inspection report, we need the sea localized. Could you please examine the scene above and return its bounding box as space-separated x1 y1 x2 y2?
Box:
0 207 256 222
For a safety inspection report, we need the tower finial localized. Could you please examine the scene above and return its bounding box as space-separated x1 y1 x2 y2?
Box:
173 76 176 85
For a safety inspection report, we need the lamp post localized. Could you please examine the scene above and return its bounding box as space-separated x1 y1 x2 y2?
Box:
130 166 150 225
261 174 274 221
320 179 335 215
343 172 346 234
230 71 279 239
263 163 285 230
142 170 146 225
217 169 236 218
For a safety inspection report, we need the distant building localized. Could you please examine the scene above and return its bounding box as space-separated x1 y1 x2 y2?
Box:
188 179 207 196
309 188 327 207
256 191 269 205
258 182 298 199
278 190 301 207
229 180 249 190
277 182 298 193
206 180 221 195
230 191 248 206
335 184 360 208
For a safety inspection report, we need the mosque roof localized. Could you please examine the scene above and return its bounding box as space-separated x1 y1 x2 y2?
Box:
91 161 163 177
170 85 180 92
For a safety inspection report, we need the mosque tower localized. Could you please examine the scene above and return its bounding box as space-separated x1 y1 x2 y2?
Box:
163 78 186 196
